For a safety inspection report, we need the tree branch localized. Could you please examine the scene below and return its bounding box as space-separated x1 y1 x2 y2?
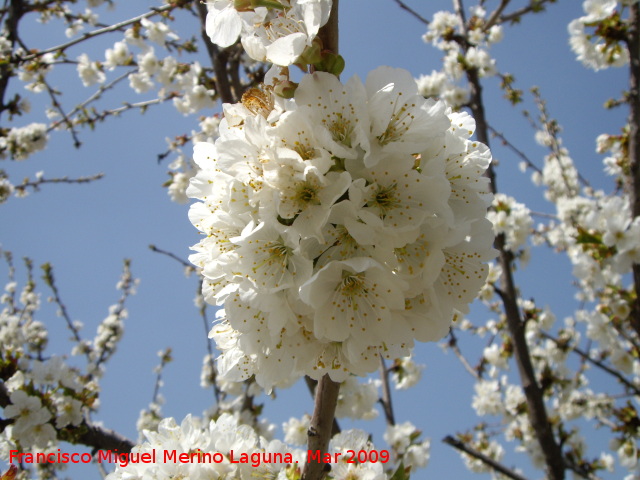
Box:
626 1 640 338
392 0 429 25
195 1 236 104
443 435 530 480
0 0 26 119
304 376 341 435
540 332 640 397
301 6 341 476
459 8 566 478
301 375 341 480
15 173 105 196
378 356 396 426
483 0 510 32
498 0 558 25
19 4 178 62
318 0 339 54
448 329 481 379
487 124 542 176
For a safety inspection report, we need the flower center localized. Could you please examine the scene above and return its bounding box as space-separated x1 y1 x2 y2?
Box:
241 86 274 118
328 113 354 147
339 272 367 297
377 98 416 146
369 183 399 216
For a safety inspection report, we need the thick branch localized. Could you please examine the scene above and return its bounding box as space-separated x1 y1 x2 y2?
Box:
0 0 25 119
301 375 340 480
74 422 135 453
626 2 640 335
464 41 566 480
301 7 340 476
304 376 341 436
318 0 339 54
195 1 236 104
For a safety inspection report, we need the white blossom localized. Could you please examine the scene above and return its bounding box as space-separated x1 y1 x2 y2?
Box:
189 67 494 389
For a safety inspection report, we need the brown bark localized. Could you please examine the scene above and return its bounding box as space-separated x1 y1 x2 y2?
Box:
301 375 341 480
301 5 341 479
0 0 25 119
626 2 640 337
195 1 237 104
318 0 339 54
467 65 566 480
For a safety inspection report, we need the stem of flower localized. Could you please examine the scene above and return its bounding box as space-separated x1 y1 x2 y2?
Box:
301 5 341 477
318 0 339 55
301 374 341 480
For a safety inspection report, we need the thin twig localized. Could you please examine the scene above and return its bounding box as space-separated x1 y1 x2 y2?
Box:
49 71 131 131
41 263 86 350
42 77 82 148
151 348 173 404
488 124 542 175
149 244 192 269
378 356 396 426
541 332 640 396
92 97 171 121
15 173 104 195
483 0 510 32
448 329 481 379
392 0 429 25
453 0 469 37
19 4 178 62
443 435 530 480
498 0 558 25
198 298 222 404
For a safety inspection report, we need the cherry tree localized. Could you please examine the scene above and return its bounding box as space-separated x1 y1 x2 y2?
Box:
1 1 639 480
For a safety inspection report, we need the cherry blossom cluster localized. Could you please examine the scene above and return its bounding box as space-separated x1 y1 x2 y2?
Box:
569 0 637 70
0 253 136 476
188 65 495 389
0 123 48 161
205 0 332 66
487 193 533 259
417 5 501 107
106 413 390 480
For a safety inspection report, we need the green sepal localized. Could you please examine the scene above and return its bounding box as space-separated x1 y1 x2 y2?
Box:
390 461 411 480
298 39 323 66
314 52 345 76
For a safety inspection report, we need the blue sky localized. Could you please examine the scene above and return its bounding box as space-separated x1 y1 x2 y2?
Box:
1 0 630 478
